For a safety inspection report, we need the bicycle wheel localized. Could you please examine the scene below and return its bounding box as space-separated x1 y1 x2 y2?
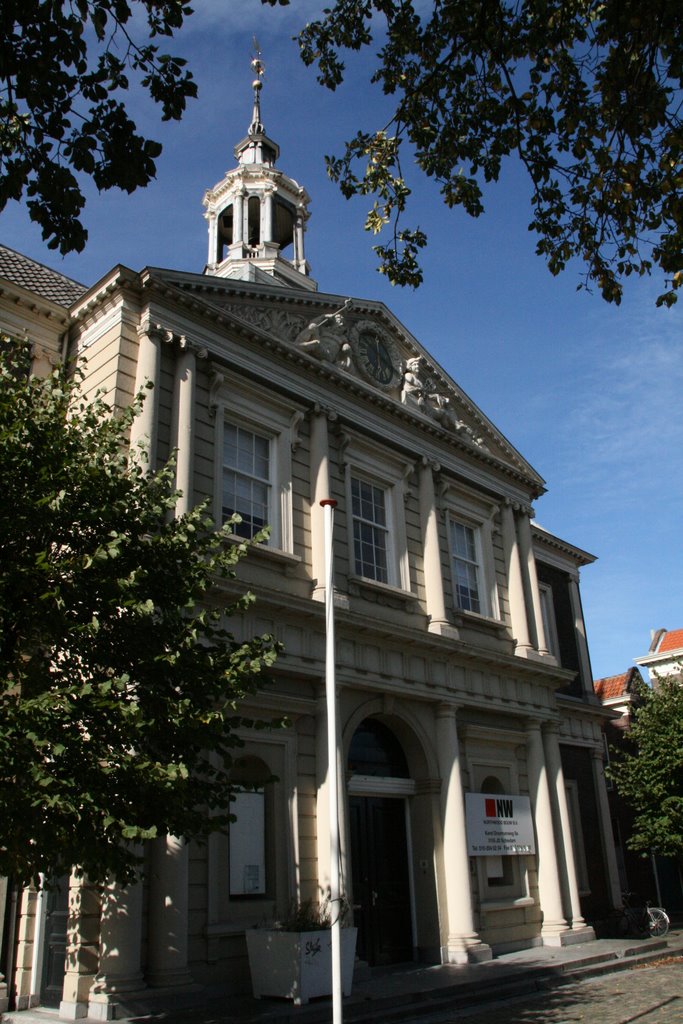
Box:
648 907 670 937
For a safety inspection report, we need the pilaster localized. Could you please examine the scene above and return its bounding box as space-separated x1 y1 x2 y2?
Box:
501 501 533 654
59 874 101 1020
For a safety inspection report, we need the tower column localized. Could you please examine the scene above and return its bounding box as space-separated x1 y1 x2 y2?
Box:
295 212 305 267
263 187 274 242
233 191 244 246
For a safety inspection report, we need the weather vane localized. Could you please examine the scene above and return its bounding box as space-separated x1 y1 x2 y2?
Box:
251 36 265 91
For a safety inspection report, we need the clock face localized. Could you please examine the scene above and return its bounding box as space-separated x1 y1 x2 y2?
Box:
356 329 397 387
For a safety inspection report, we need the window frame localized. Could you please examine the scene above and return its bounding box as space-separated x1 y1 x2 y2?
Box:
211 370 303 554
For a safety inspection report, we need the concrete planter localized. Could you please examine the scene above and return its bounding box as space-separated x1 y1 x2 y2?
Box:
246 927 357 1005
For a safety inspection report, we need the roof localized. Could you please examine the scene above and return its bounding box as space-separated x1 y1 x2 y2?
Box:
593 667 643 701
0 244 86 307
657 628 683 654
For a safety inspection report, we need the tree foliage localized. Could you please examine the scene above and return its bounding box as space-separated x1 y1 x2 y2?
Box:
609 676 683 857
268 0 683 306
0 340 280 885
0 0 196 255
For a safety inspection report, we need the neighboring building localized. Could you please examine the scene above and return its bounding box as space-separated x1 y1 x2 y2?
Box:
0 73 620 1020
635 628 683 686
593 668 659 902
595 651 683 918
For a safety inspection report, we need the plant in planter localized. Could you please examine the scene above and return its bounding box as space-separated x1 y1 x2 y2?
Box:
246 899 357 1005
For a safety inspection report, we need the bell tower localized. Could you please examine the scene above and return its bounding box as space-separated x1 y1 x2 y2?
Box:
203 50 316 291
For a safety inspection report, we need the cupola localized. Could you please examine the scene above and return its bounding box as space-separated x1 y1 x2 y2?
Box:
203 51 316 291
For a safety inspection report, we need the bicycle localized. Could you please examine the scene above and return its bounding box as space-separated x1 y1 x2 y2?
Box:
620 892 670 938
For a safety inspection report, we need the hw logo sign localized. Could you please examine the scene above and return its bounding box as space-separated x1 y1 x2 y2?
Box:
485 797 513 818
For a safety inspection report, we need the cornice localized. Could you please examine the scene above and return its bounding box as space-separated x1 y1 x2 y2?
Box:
532 523 596 566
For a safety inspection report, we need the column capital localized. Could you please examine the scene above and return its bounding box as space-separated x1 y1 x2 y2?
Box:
436 701 461 720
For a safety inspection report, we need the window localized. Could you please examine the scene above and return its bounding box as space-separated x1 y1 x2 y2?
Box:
449 519 483 613
351 476 389 583
222 424 270 540
210 369 304 554
341 431 412 592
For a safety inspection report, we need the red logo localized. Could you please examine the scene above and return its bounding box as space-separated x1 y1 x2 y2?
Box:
485 798 496 817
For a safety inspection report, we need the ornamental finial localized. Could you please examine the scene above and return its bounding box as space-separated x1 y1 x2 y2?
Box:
249 37 265 136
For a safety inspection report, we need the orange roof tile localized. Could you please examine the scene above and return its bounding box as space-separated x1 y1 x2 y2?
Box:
594 673 629 699
658 629 683 654
593 667 643 700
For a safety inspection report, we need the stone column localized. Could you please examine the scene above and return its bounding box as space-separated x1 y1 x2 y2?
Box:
59 874 101 1020
435 705 491 963
517 511 549 655
419 460 457 637
171 341 197 517
88 875 145 1020
310 407 332 602
501 501 533 654
591 749 623 909
569 578 594 695
146 836 192 988
542 726 593 937
130 324 162 469
525 721 570 945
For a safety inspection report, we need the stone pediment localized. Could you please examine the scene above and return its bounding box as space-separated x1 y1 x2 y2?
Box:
152 271 542 485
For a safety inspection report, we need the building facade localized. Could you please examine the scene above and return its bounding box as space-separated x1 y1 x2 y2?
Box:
0 78 620 1019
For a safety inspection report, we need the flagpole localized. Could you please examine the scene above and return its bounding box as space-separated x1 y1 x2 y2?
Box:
320 498 342 1024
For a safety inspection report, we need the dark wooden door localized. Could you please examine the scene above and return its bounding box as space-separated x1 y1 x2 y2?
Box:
349 796 413 965
40 878 69 1008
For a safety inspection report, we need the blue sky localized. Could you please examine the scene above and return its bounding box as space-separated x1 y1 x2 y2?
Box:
2 1 681 679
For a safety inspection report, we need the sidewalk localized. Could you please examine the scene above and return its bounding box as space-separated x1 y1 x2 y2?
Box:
6 930 683 1024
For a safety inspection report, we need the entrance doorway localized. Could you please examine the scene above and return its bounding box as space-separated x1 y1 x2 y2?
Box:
347 719 414 965
40 878 69 1008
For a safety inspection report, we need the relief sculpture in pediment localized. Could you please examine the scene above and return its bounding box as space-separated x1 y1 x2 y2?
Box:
295 298 354 368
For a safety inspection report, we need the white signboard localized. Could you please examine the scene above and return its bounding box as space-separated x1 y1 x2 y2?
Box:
465 793 536 856
229 790 266 894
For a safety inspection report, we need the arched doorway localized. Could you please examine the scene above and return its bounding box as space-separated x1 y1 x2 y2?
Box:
347 719 414 965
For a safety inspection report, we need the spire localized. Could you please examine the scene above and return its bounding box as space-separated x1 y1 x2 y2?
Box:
202 47 316 291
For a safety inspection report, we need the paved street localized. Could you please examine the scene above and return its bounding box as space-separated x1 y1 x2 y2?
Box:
400 959 683 1024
